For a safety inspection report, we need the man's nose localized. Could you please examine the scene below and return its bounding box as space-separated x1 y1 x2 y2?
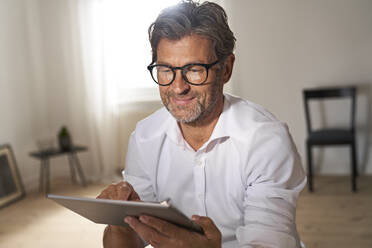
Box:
171 69 190 94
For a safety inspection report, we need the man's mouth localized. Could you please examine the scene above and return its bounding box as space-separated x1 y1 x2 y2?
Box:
171 96 195 106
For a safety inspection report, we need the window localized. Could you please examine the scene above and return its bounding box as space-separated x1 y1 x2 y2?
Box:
102 0 179 103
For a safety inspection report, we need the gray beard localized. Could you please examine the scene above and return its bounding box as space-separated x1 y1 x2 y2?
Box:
162 68 223 125
165 82 221 125
166 99 203 124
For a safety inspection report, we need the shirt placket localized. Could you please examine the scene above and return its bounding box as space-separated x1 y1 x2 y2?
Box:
193 153 207 216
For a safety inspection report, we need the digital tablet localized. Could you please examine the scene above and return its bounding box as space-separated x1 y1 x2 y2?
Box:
47 194 203 234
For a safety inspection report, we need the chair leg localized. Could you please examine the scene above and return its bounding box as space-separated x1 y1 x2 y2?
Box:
351 142 357 192
306 143 313 192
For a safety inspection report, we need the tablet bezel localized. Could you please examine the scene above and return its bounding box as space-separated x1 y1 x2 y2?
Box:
47 194 203 234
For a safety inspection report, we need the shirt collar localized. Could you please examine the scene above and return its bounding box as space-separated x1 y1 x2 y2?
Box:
166 117 189 150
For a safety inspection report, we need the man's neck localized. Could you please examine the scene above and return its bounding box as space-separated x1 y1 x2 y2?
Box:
178 97 224 151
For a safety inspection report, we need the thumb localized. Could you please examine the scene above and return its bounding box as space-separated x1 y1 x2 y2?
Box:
192 215 221 241
130 190 141 201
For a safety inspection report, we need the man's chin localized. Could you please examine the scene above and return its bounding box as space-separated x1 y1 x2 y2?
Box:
166 101 202 123
169 110 200 124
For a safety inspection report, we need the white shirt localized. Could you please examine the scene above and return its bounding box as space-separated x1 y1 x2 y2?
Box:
123 94 306 248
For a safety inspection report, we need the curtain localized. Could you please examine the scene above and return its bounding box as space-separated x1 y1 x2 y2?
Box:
25 0 228 183
28 0 120 182
64 0 185 181
72 0 120 181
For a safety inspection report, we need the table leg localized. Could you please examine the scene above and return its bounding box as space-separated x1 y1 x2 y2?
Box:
45 159 50 194
67 155 77 184
39 160 45 192
71 153 87 186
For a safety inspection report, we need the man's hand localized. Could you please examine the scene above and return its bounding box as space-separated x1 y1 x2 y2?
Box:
97 181 141 202
125 214 222 248
97 181 143 248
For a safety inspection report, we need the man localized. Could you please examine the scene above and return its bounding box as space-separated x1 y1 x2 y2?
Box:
98 1 306 247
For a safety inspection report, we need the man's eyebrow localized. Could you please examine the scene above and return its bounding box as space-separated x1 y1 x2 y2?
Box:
156 60 208 66
155 61 170 65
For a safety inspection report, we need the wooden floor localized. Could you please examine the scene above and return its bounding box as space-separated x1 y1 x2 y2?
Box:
0 176 371 248
0 180 107 248
297 176 372 248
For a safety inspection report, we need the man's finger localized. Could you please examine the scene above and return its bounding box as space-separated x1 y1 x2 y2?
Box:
116 183 132 200
97 181 141 201
192 215 221 241
138 215 181 238
117 182 141 201
125 216 167 246
129 189 141 201
123 183 140 201
96 191 108 199
97 184 118 199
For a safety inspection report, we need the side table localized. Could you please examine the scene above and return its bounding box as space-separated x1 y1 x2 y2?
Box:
30 145 88 194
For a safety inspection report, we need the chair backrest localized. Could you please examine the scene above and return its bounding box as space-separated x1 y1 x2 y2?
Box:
302 86 356 134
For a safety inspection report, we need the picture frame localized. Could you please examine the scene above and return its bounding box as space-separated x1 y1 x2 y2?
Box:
0 144 25 209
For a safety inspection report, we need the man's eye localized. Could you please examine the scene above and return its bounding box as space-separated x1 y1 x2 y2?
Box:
187 66 203 73
158 68 171 73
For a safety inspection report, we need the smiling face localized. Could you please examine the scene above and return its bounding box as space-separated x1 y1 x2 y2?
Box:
157 35 225 124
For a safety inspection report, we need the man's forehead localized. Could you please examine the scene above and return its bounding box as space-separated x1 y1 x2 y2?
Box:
156 35 216 62
158 35 212 48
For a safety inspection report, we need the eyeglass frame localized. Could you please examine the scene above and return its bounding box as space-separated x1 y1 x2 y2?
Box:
147 60 219 86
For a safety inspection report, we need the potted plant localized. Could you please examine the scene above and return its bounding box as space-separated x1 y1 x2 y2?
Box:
58 126 72 151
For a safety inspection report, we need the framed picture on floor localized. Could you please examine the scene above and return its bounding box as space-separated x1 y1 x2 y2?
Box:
0 144 25 209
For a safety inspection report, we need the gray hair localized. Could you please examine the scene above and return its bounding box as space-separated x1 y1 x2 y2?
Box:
148 0 236 63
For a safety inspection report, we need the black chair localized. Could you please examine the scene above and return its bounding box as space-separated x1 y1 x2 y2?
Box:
303 86 357 192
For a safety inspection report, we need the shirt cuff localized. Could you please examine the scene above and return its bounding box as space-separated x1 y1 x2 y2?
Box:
236 226 298 248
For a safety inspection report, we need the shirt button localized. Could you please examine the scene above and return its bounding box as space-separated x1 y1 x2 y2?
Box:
198 193 204 199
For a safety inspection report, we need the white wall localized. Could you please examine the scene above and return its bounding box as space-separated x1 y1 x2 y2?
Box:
118 101 163 168
226 0 372 174
0 0 92 192
2 0 372 194
0 0 49 191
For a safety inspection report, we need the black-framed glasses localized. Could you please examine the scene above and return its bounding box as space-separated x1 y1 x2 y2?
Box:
147 60 219 86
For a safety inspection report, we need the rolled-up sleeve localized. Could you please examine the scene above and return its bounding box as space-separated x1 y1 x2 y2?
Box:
236 123 307 248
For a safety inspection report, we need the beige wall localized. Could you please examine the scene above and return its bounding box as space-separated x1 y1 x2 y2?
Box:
226 0 372 174
118 100 163 168
118 0 372 175
2 0 372 193
1 0 91 192
0 0 50 190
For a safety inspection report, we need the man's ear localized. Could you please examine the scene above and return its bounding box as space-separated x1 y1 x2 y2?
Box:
221 53 235 84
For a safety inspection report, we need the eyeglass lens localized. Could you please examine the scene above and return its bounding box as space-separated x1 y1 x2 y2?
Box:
152 64 207 85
